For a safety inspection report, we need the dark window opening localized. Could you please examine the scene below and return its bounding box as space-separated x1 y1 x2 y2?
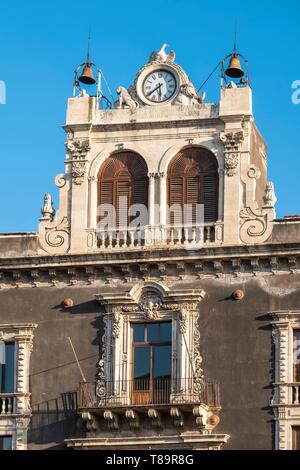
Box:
0 436 12 450
0 342 15 393
293 330 300 383
132 322 172 405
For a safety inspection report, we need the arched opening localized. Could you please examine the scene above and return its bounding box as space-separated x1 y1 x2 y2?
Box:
167 147 219 225
97 151 148 229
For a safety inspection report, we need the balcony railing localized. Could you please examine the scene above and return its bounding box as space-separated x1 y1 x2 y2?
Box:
89 222 223 251
77 378 220 410
0 394 15 415
290 384 300 405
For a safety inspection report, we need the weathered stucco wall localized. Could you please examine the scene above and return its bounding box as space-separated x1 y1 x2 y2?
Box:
0 272 299 449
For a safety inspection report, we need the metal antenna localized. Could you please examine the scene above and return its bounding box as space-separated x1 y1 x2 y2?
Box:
68 337 86 383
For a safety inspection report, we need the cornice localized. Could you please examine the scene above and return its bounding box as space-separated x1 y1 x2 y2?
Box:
0 245 299 289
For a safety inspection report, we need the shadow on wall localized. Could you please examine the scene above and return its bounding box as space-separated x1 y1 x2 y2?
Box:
28 391 85 449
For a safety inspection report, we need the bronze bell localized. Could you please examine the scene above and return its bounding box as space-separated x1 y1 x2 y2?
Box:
225 53 244 79
79 62 96 85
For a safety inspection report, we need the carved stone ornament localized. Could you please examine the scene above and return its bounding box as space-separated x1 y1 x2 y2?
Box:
112 310 122 339
139 292 162 320
220 131 244 177
41 193 56 221
179 309 188 334
220 131 244 152
66 139 91 160
39 215 70 255
128 46 200 108
224 153 239 177
263 181 277 208
66 139 90 185
239 205 273 244
115 86 138 110
72 161 86 185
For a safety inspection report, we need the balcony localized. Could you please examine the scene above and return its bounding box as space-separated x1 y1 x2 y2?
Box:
87 222 224 251
78 378 220 411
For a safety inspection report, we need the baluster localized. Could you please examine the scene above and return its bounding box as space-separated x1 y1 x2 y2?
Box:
169 228 174 246
175 228 181 245
115 231 120 249
129 230 135 247
192 227 196 244
206 226 211 243
7 397 12 414
296 386 300 405
184 228 189 245
1 398 6 414
108 232 113 249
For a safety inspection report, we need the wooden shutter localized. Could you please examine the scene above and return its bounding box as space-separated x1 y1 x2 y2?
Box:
186 175 201 225
169 177 183 225
98 180 114 226
204 175 218 223
116 180 130 228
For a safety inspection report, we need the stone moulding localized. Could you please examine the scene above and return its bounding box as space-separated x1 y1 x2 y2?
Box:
0 252 299 289
94 282 206 409
269 311 300 450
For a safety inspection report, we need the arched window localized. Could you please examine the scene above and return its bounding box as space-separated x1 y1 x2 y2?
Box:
97 152 148 228
168 147 219 224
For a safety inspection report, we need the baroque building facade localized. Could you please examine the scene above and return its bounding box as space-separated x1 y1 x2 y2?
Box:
0 45 299 450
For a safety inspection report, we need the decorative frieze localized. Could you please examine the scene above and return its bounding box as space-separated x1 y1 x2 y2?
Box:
0 254 299 289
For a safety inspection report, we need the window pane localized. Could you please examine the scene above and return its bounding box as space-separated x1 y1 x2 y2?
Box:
293 330 300 383
160 322 172 342
153 345 171 379
0 436 12 450
4 343 15 393
133 346 150 380
133 324 145 343
147 324 159 342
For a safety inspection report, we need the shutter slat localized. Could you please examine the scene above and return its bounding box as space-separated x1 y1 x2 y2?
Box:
204 175 218 222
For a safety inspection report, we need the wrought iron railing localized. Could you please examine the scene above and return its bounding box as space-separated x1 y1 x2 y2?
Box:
77 378 220 409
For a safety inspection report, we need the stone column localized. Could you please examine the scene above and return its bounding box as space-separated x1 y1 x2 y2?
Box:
148 173 156 227
159 172 167 227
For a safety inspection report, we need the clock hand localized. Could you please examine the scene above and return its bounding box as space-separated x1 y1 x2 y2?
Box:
147 83 163 97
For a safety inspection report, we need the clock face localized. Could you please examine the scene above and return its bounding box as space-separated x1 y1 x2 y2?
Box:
143 70 177 103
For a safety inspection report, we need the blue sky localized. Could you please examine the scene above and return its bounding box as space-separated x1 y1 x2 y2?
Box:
0 0 299 232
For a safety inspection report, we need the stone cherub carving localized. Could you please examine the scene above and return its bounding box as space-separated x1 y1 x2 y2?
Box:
115 86 138 109
41 193 56 221
148 44 176 63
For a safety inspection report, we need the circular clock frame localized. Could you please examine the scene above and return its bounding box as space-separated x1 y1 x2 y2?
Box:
136 63 180 106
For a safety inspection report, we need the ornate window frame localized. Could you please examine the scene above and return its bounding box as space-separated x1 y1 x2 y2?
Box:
270 311 300 450
95 282 206 406
0 323 37 450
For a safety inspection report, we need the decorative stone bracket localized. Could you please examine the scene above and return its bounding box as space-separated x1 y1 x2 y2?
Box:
66 139 91 185
220 131 244 177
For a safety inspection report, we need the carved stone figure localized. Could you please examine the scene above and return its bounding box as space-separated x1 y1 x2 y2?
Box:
115 86 138 109
41 194 56 221
264 182 277 208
